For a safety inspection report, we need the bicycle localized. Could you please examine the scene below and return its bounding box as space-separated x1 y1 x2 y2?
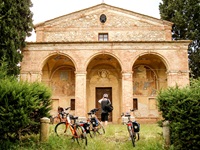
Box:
54 107 87 147
121 109 140 147
85 108 105 136
50 112 64 124
50 107 65 124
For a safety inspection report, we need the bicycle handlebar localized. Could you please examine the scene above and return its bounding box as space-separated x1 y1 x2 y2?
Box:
121 109 135 117
87 108 99 115
65 107 71 111
57 107 71 116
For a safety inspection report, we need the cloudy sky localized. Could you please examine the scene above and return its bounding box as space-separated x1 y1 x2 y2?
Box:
27 0 162 41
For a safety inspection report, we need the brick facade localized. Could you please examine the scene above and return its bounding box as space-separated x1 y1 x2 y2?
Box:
21 3 191 123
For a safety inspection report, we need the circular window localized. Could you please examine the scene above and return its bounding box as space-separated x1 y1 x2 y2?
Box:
100 14 107 23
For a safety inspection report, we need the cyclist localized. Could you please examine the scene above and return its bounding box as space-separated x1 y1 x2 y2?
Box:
98 93 111 126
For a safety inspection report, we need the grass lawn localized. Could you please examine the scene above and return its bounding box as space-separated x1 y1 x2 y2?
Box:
5 123 164 150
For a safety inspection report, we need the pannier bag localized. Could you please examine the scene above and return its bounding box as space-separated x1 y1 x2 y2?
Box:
83 122 90 133
132 121 140 132
91 117 98 127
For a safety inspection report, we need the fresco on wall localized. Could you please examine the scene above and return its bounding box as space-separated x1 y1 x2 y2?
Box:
51 69 75 96
133 65 157 96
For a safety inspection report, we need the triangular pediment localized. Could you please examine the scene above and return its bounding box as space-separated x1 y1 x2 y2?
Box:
35 3 173 42
35 3 172 28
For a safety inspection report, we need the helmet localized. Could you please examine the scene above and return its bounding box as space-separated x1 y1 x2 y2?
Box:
103 93 108 98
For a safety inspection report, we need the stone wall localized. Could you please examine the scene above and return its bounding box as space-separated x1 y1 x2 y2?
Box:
35 4 172 42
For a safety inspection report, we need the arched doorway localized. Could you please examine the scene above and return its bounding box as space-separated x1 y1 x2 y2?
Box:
86 54 122 123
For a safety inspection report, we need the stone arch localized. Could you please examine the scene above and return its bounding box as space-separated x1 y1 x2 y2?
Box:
85 52 123 71
39 52 77 72
41 53 76 116
86 53 122 123
132 52 170 71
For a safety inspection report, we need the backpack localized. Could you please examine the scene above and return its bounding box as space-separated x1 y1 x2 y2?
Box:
105 100 113 112
106 104 113 112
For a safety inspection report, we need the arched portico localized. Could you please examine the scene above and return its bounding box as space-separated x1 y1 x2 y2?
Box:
41 54 76 116
131 53 167 122
86 53 122 123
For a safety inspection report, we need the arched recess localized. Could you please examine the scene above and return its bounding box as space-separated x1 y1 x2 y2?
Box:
132 53 168 119
86 54 122 123
41 54 76 116
40 52 77 70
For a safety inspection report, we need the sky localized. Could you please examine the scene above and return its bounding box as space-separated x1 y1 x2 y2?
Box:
27 0 162 41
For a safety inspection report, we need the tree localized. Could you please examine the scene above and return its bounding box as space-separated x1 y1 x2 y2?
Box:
159 0 200 78
0 0 33 76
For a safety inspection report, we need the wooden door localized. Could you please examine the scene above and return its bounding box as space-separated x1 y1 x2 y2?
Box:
96 87 112 122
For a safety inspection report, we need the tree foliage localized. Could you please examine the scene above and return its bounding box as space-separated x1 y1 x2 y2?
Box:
0 61 52 142
157 80 200 150
159 0 200 78
0 0 33 76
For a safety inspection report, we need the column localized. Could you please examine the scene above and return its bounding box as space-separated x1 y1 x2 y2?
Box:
122 71 133 113
75 71 87 117
167 70 189 87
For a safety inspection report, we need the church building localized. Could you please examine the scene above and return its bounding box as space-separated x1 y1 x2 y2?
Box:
21 3 191 123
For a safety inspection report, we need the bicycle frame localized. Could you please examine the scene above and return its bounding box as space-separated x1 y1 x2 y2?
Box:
55 107 88 146
86 108 105 135
121 109 139 147
64 112 82 138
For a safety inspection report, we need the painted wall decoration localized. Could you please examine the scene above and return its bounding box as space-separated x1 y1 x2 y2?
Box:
133 65 157 96
51 69 75 96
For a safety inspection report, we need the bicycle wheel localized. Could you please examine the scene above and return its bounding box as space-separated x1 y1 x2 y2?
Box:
75 125 88 147
96 123 105 135
135 132 140 141
55 122 71 137
127 124 135 147
89 123 95 138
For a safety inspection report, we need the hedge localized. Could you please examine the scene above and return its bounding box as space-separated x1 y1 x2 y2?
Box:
0 76 52 141
157 79 200 150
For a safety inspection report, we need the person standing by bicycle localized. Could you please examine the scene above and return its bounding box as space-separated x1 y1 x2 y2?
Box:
98 93 111 126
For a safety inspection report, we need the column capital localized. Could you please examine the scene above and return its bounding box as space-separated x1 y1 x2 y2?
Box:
21 71 42 75
121 70 133 74
167 70 189 75
75 71 87 75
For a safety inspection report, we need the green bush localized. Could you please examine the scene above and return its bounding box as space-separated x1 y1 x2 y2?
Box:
157 79 200 150
0 77 52 141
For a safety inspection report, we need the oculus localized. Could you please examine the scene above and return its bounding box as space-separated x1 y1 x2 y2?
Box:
100 14 107 23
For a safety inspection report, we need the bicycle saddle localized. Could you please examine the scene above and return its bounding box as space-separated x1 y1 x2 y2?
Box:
90 108 99 113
